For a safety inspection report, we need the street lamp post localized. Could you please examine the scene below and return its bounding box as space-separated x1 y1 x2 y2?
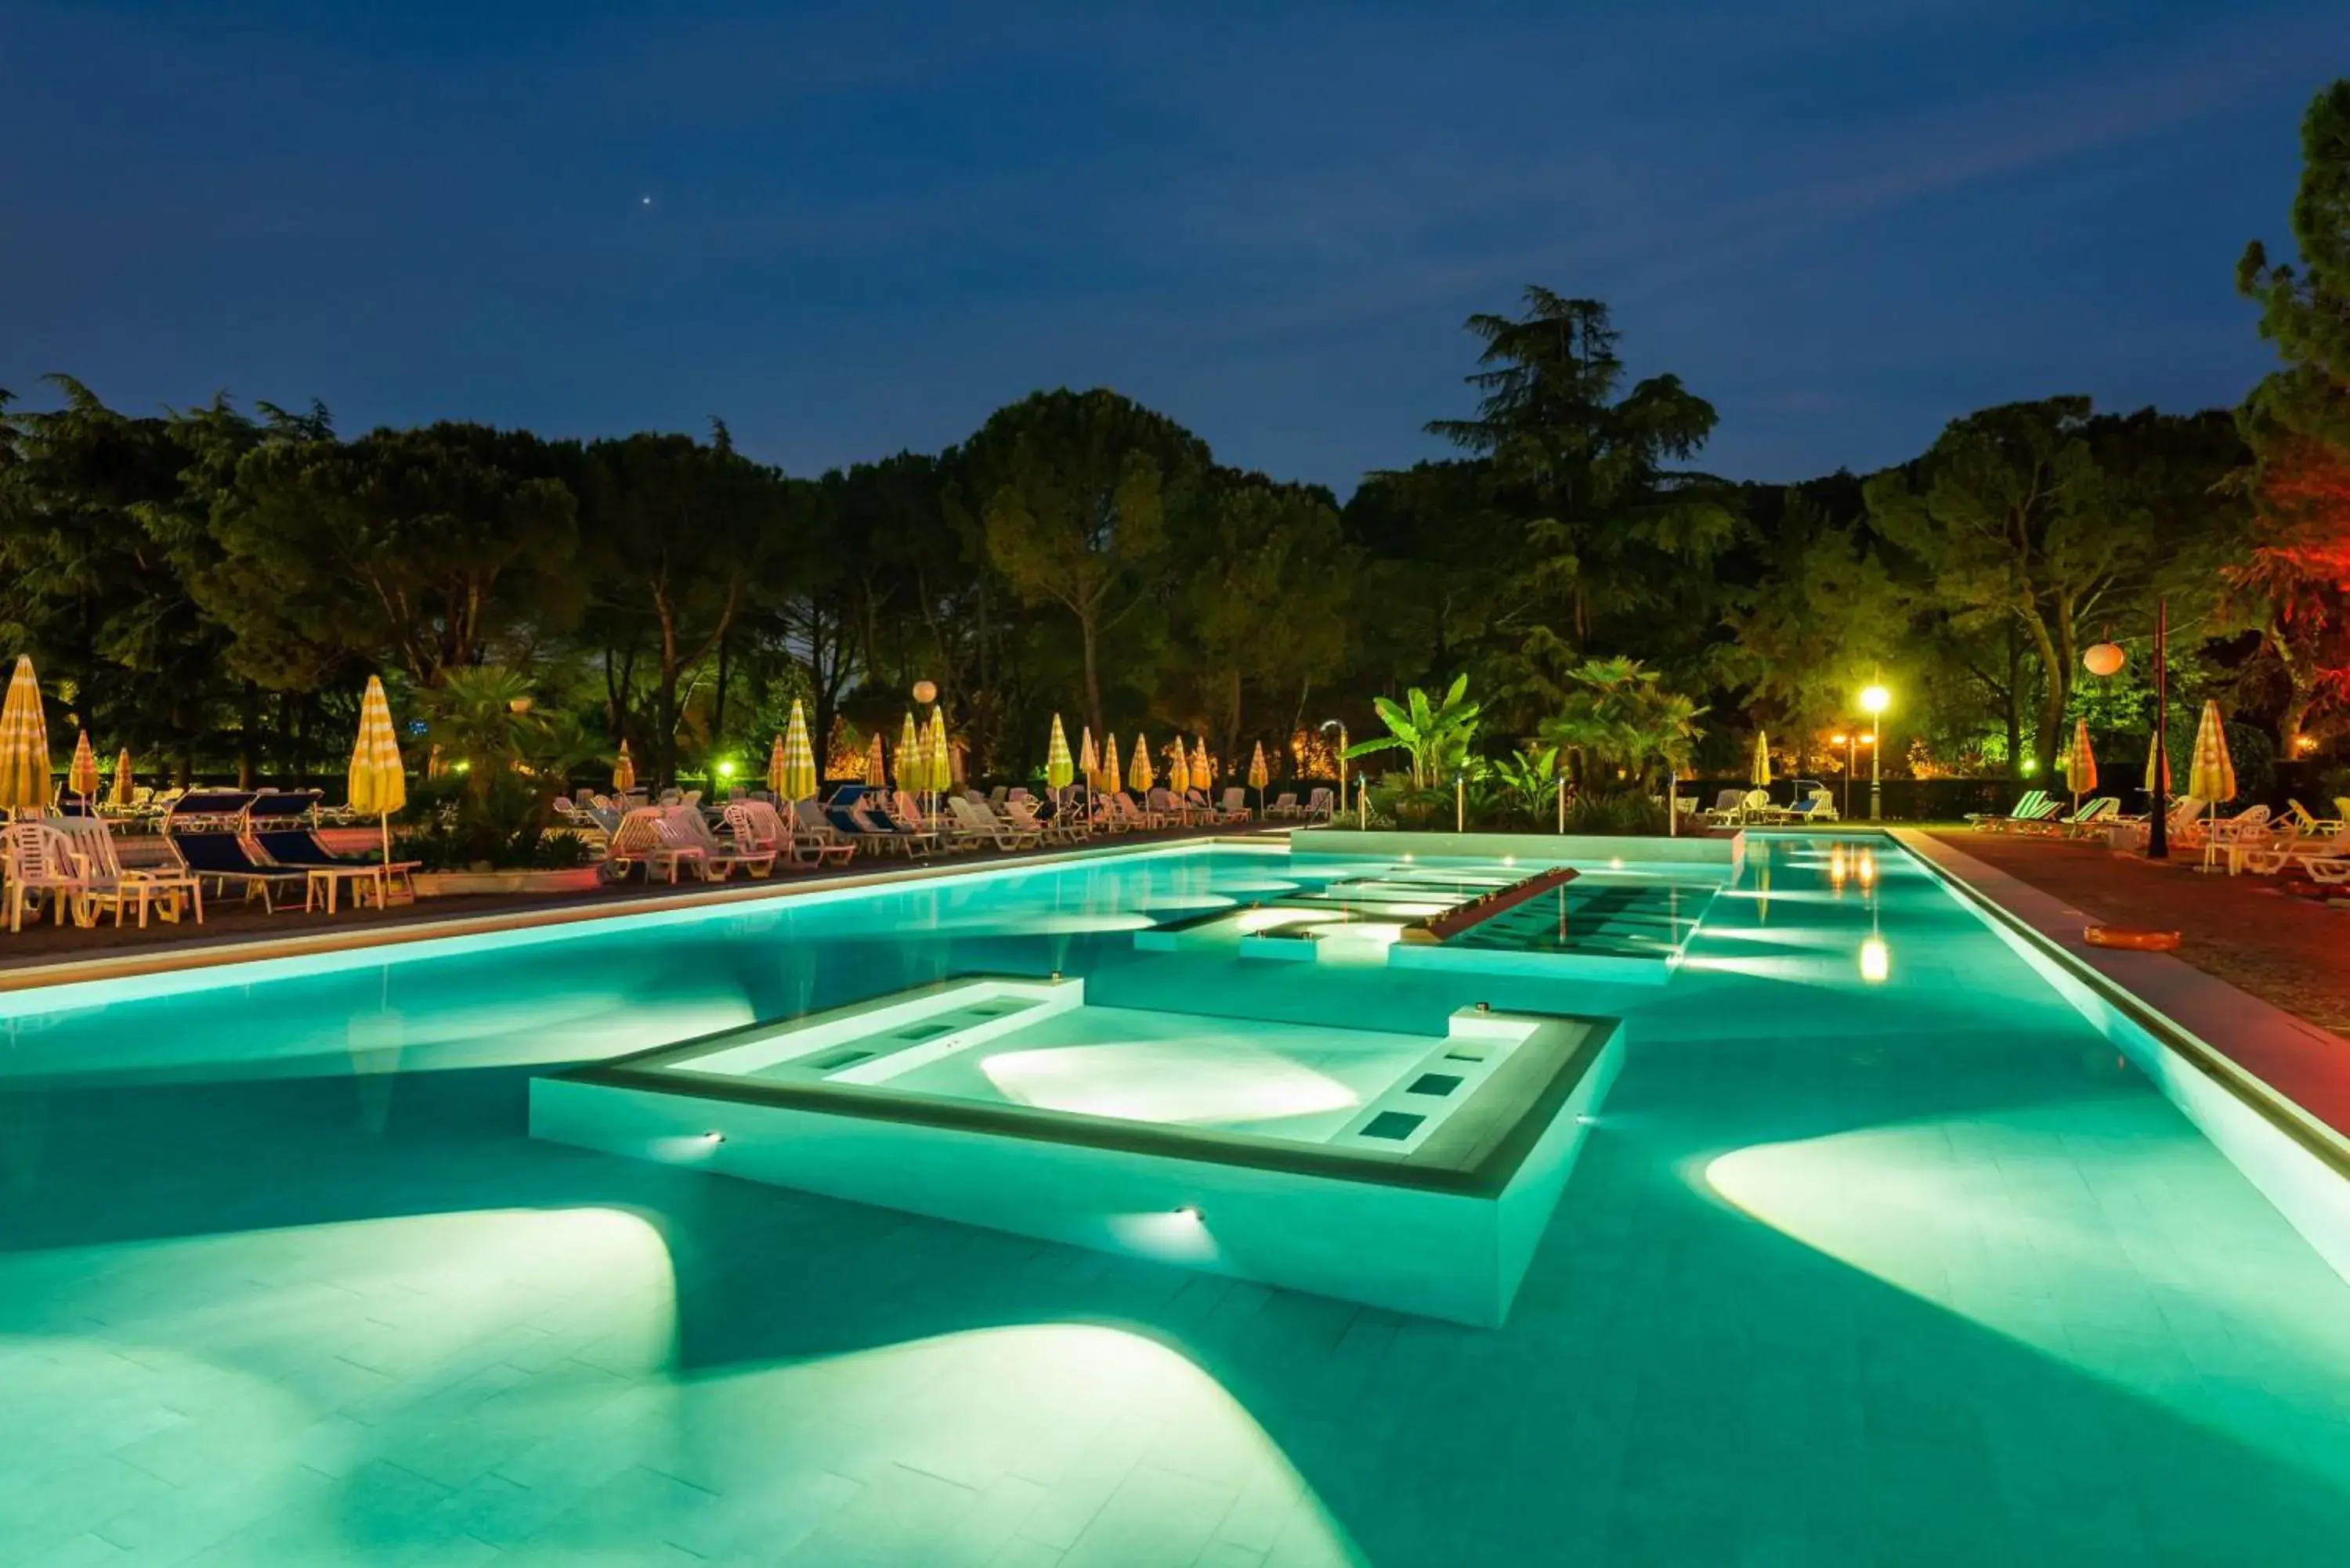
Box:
1831 732 1852 819
1860 684 1890 822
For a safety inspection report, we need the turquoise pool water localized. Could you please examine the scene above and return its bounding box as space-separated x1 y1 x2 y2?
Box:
4 833 2349 1564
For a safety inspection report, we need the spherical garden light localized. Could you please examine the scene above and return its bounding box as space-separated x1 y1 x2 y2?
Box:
2083 641 2126 678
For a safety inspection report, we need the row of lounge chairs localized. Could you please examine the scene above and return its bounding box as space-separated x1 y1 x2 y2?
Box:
1704 785 1839 826
1 788 421 932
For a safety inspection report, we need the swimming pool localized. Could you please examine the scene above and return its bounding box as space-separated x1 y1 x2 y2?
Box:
6 832 2350 1563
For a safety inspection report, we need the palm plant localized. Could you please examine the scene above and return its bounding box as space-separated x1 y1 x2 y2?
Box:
1487 743 1560 819
1344 674 1481 787
1538 656 1704 793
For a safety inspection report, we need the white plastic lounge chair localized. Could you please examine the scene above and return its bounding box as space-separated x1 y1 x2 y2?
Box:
1002 796 1084 844
949 795 1040 851
1965 789 2048 829
664 804 772 879
1111 792 1162 830
1263 792 1300 820
2 822 88 931
54 815 201 928
605 807 706 883
1302 787 1335 822
1217 787 1252 822
790 800 860 862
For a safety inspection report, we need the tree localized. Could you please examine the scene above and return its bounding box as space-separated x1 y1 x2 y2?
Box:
1430 288 1739 713
2235 80 2350 745
1864 399 2232 774
577 427 784 788
1725 493 1904 771
971 389 1210 738
1174 477 1355 768
204 421 583 691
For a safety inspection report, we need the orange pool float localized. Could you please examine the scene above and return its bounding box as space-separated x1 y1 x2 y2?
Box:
2082 927 2180 952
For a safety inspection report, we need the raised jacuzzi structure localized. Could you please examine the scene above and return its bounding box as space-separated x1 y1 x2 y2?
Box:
530 974 1622 1325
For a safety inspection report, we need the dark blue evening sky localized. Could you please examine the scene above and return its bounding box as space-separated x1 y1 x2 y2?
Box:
5 2 2345 492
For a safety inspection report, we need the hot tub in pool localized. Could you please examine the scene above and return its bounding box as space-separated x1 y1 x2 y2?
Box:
530 974 1622 1325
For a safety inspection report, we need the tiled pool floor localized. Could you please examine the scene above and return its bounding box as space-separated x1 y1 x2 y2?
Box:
5 840 2350 1564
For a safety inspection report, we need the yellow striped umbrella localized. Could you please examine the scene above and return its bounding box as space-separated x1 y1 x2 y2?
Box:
1192 737 1213 789
1249 739 1270 814
348 674 407 865
927 709 951 793
0 656 52 815
2063 717 2097 806
863 732 887 788
2187 699 2235 869
67 729 99 800
1129 732 1155 794
612 739 635 793
1079 727 1100 789
110 746 135 810
2188 699 2234 804
898 711 921 790
1165 737 1189 795
1101 732 1121 794
765 733 789 797
1751 729 1771 789
2144 735 2171 797
781 699 819 801
1046 714 1075 793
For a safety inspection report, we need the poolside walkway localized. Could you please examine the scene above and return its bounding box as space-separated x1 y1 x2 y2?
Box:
0 822 1275 976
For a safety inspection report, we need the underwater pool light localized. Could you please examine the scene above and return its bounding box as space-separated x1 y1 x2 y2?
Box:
1173 1205 1204 1223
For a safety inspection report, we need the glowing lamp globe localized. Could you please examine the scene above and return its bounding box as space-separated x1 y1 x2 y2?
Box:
2083 641 2126 677
1859 684 1890 717
912 679 938 704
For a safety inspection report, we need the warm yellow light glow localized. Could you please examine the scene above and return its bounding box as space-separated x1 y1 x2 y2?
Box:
1830 733 1848 745
1860 684 1890 715
1859 934 1890 983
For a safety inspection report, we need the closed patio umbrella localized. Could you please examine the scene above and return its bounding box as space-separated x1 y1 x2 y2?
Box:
0 656 52 817
1046 714 1074 795
1164 736 1189 795
67 730 99 802
1193 737 1213 792
612 739 635 794
348 674 407 867
898 712 922 791
926 710 951 797
2063 718 2097 812
2144 737 2171 800
765 733 789 799
2188 699 2235 872
863 732 887 789
1750 730 1771 789
1249 739 1270 815
1129 732 1155 795
110 746 135 810
1101 732 1121 796
781 699 819 802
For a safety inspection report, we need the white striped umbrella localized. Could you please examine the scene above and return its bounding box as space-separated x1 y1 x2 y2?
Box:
1129 732 1155 794
110 746 135 810
765 733 789 798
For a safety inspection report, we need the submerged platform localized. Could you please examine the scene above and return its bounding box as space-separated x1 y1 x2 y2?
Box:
530 974 1622 1325
1136 856 1721 983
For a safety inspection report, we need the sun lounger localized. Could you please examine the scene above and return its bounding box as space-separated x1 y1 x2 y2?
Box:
790 800 861 862
1967 789 2049 830
1111 792 1162 830
1263 791 1300 820
949 795 1041 851
53 816 201 928
2 822 89 931
662 804 774 878
171 831 313 911
604 807 706 883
